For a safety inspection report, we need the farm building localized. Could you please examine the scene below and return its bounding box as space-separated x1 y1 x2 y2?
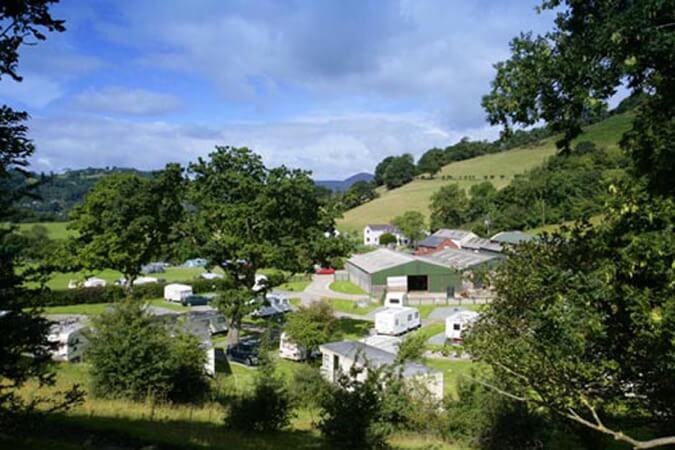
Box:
319 340 444 400
421 248 502 289
461 237 503 254
415 234 459 255
363 224 409 246
346 249 457 298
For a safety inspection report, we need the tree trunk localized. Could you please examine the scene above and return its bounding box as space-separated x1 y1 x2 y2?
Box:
227 321 241 345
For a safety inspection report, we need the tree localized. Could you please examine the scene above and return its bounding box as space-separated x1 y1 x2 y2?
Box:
87 300 209 403
342 180 378 210
417 148 445 177
0 0 83 431
395 332 426 364
466 181 497 224
374 156 395 186
383 154 416 190
429 184 468 230
284 301 336 357
225 354 294 432
188 146 343 343
378 232 397 246
481 0 673 196
392 211 426 246
69 167 184 289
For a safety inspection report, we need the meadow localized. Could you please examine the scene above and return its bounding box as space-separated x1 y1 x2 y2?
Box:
337 113 632 233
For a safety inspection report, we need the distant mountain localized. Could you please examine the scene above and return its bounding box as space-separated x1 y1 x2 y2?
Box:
315 172 374 192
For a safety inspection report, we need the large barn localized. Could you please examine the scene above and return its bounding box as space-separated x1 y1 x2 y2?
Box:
345 248 458 298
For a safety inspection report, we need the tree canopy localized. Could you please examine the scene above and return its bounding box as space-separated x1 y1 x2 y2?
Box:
429 184 468 230
392 211 426 245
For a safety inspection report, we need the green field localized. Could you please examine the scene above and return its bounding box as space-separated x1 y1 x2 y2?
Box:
329 280 367 295
328 298 379 315
17 221 75 239
338 113 632 233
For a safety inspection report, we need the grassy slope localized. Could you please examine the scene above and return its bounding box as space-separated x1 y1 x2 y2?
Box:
338 113 633 233
329 280 367 295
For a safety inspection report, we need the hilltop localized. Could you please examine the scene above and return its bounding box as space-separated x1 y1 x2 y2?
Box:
316 172 374 191
337 112 633 233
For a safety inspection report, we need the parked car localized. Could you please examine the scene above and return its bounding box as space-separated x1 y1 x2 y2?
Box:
181 294 209 307
226 339 260 366
315 267 335 275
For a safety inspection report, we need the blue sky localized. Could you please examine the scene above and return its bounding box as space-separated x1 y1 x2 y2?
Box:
0 0 559 179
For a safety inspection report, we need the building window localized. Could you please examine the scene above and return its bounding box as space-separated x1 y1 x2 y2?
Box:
453 323 461 331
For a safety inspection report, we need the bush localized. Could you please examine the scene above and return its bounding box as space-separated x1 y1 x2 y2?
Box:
289 365 330 409
378 232 397 246
35 277 233 307
87 300 210 403
225 356 294 432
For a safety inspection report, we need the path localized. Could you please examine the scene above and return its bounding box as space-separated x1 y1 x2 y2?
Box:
299 274 369 306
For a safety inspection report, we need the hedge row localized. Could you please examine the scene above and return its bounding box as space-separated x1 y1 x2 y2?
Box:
35 278 235 307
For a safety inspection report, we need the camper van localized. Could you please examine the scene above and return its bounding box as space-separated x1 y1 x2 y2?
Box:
375 307 421 336
445 309 480 343
279 332 307 361
164 283 193 302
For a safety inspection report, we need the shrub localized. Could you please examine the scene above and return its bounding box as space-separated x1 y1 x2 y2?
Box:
289 364 330 409
378 232 397 246
87 300 210 403
225 356 294 432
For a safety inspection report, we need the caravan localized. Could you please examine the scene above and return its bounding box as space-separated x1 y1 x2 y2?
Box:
164 283 193 302
279 332 307 361
375 307 421 336
445 309 480 343
384 276 408 307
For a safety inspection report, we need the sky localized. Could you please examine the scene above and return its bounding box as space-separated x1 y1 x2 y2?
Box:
0 0 560 179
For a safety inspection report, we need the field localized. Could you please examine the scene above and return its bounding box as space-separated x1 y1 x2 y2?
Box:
337 113 632 233
36 266 210 290
17 221 75 239
8 356 470 450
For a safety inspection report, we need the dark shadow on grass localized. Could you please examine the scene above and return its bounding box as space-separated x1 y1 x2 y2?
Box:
10 412 324 450
334 317 371 340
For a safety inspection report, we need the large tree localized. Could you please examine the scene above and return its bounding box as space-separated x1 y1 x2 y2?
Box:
188 146 342 343
69 165 185 288
429 184 468 230
383 154 416 190
392 210 426 246
471 0 675 447
0 0 83 430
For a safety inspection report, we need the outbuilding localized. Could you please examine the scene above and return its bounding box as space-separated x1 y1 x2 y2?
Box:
319 340 444 400
346 248 457 298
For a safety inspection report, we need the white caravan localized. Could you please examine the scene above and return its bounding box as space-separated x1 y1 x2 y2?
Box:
48 319 90 362
385 276 408 307
164 283 193 302
375 307 421 336
279 332 307 361
445 309 480 343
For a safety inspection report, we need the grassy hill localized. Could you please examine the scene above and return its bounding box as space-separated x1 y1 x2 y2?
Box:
337 113 633 233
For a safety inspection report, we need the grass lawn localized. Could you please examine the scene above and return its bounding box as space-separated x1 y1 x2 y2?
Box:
38 302 112 316
333 317 372 340
416 304 437 319
329 280 367 295
415 322 445 341
17 221 74 240
337 113 632 233
424 359 477 398
328 298 379 315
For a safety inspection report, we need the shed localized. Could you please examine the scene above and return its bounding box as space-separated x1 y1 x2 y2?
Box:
319 340 443 400
345 248 457 298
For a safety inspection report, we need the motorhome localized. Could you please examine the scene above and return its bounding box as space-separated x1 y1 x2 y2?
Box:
279 332 307 361
164 283 193 302
375 307 420 336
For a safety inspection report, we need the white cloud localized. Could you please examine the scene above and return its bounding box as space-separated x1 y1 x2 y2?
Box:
28 112 499 179
73 87 183 115
0 73 65 108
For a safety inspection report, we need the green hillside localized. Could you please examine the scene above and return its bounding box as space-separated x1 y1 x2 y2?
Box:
338 113 633 233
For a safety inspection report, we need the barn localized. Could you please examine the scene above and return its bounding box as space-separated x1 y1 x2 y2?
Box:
345 248 458 298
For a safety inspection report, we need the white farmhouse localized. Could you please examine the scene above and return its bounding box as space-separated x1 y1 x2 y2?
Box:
319 340 444 400
48 318 90 362
363 224 409 247
445 308 480 343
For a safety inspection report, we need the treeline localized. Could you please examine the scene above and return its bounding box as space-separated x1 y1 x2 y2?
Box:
428 141 630 233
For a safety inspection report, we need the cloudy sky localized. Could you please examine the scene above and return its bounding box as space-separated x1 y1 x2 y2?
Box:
0 0 558 179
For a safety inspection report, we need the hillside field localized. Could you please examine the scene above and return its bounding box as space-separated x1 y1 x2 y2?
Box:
17 221 75 239
337 113 632 233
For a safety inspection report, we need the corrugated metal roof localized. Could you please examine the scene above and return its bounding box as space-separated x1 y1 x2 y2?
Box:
490 230 532 244
422 247 498 270
347 248 448 274
462 237 503 253
433 229 477 241
418 235 447 248
320 340 435 376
